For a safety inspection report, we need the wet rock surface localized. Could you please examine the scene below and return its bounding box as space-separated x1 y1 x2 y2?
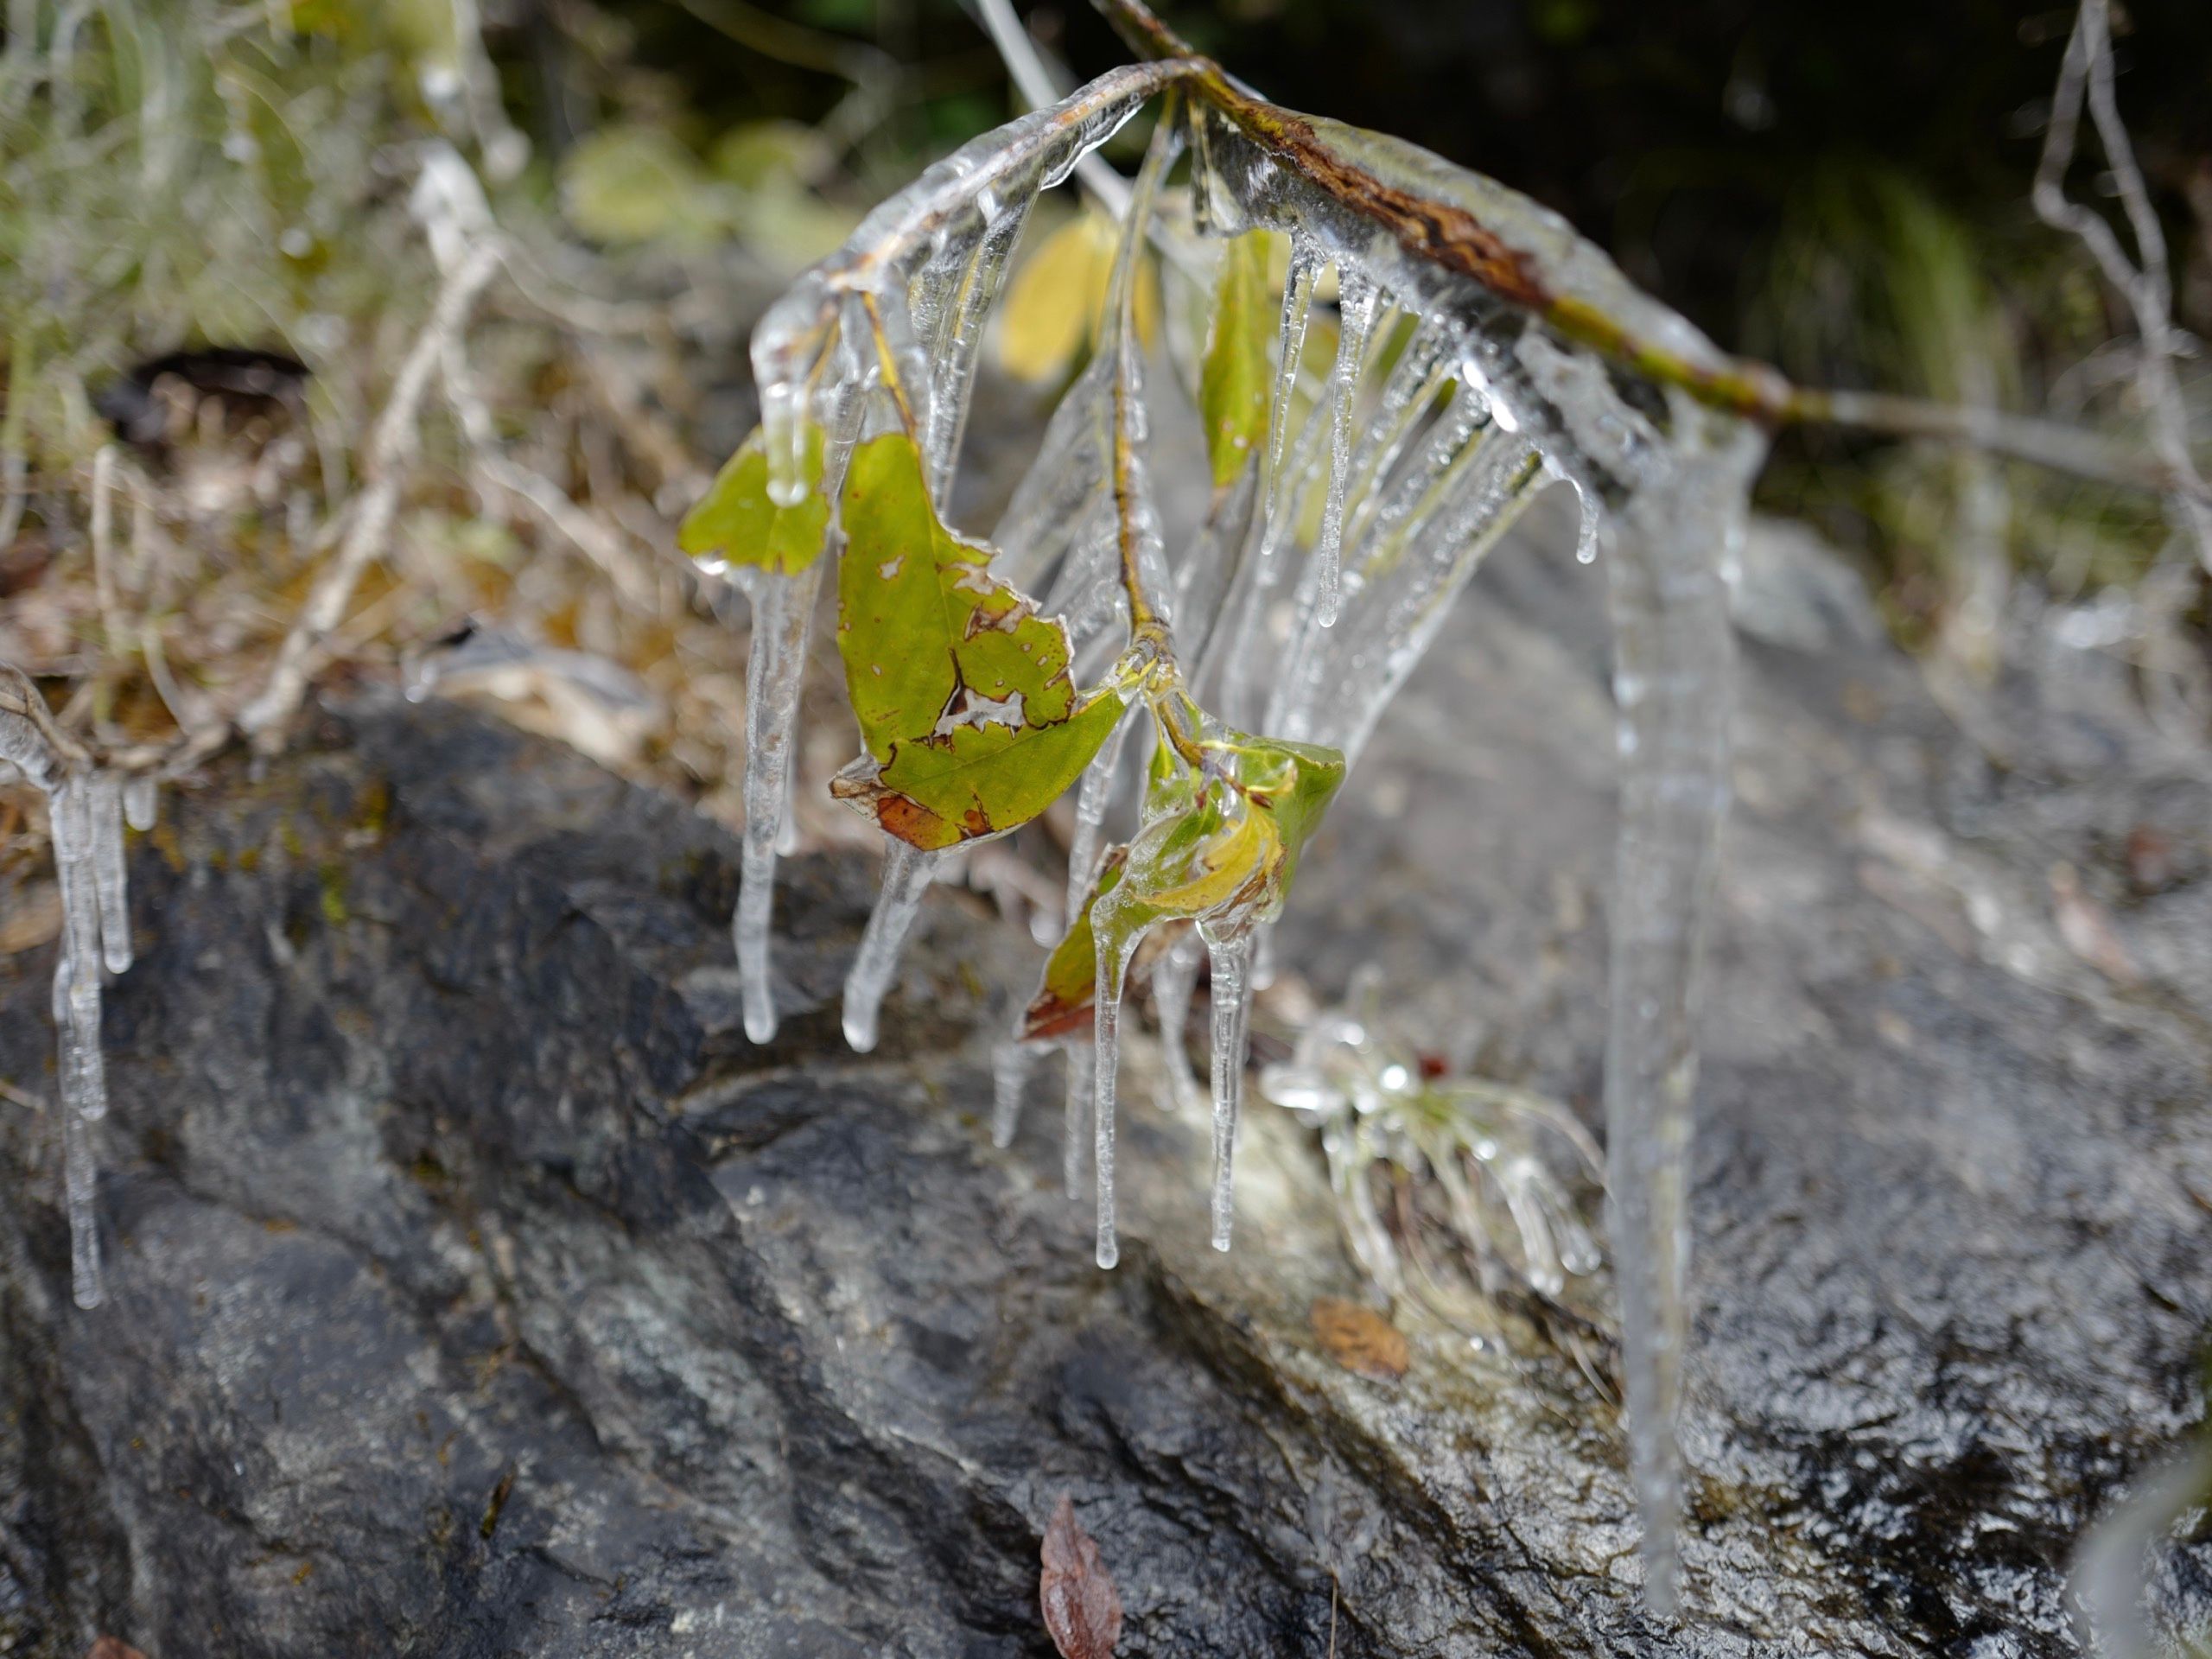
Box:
3 518 2209 1657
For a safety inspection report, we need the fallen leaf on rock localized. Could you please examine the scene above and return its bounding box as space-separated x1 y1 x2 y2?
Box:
1041 1494 1122 1659
1311 1296 1409 1381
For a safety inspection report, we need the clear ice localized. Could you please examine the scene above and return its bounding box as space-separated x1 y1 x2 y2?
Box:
1 674 137 1310
728 61 1765 1609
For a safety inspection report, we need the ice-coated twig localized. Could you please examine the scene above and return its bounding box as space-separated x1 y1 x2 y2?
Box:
2030 0 2212 570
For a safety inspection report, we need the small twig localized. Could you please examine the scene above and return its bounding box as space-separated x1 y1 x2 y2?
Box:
237 238 503 751
87 445 127 656
2030 0 2212 569
0 1076 47 1114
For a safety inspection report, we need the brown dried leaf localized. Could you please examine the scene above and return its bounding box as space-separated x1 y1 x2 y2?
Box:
1040 1494 1122 1659
1310 1296 1409 1381
86 1638 149 1659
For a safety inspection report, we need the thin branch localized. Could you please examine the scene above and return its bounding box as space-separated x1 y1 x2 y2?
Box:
1106 92 1181 633
2030 0 2212 568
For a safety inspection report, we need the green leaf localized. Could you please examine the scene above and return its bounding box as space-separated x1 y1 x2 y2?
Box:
1199 231 1274 493
1020 848 1128 1040
830 430 1122 849
678 425 829 576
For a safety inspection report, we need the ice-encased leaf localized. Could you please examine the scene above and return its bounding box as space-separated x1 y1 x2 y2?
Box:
830 429 1122 849
1030 703 1344 1052
678 423 830 576
1198 230 1273 493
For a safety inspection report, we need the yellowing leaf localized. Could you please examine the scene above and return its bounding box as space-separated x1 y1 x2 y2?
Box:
994 211 1160 385
1021 848 1128 1041
677 425 829 576
830 431 1121 849
1199 232 1273 492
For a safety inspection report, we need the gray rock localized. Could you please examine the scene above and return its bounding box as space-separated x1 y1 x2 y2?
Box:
2 518 2208 1657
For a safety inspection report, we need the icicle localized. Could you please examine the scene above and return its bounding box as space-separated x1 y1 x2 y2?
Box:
733 374 863 1046
61 1068 100 1309
992 1039 1036 1148
1310 268 1380 629
48 771 114 1312
1570 476 1601 564
1150 926 1205 1116
1593 402 1764 1619
1092 946 1125 1270
1332 321 1459 563
1258 236 1320 558
1273 436 1544 756
734 561 824 1046
1203 929 1254 1251
49 774 108 1128
842 840 939 1053
91 773 130 975
122 773 156 831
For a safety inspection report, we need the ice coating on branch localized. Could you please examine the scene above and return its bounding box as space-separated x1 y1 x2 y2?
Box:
1 677 132 1310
